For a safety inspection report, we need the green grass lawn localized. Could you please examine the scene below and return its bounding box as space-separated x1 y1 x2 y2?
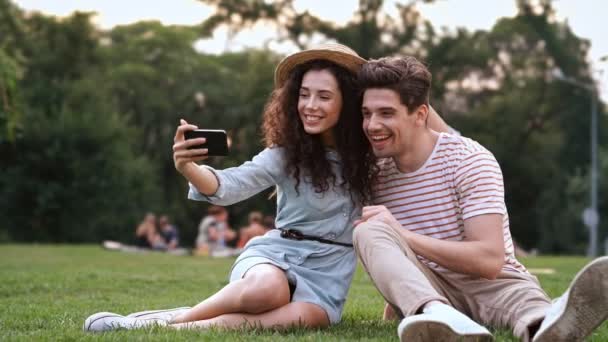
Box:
0 245 606 341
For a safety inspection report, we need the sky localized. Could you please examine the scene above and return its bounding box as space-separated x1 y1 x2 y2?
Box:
13 0 608 102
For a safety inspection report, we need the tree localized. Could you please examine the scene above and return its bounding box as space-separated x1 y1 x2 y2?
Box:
425 0 600 251
2 0 604 252
198 0 434 58
0 110 160 242
0 49 21 142
97 22 280 240
0 7 161 243
0 0 26 143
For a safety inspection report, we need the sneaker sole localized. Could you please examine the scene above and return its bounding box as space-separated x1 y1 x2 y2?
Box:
400 320 494 342
127 307 191 319
535 256 608 342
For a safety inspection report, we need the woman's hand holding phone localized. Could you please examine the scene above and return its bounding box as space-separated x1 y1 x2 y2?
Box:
173 119 209 174
172 119 219 196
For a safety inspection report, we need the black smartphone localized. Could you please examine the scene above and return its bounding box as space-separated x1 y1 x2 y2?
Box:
184 129 229 156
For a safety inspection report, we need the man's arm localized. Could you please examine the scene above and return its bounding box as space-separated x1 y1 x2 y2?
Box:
357 209 505 280
427 105 452 133
405 146 508 279
402 214 505 279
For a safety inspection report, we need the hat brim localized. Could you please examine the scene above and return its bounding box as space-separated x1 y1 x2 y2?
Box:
274 48 366 88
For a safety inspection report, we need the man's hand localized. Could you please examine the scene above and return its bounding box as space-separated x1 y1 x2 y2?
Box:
355 205 402 231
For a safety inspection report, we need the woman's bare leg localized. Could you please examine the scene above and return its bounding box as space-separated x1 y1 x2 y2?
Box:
171 264 290 323
171 302 329 330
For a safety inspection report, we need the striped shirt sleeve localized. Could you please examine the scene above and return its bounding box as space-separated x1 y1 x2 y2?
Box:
454 150 506 220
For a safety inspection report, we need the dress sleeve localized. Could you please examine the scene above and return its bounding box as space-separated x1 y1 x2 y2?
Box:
188 147 286 206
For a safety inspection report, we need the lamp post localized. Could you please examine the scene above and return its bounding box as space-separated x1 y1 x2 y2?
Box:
552 69 599 257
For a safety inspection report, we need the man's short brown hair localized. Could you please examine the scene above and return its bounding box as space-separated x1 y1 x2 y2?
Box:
358 56 431 113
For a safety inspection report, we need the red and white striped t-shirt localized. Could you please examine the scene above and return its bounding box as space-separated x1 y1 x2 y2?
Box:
373 132 526 273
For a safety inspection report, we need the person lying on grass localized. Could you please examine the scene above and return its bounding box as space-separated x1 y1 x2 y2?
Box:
84 43 378 332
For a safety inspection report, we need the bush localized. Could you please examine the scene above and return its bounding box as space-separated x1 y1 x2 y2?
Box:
0 110 161 243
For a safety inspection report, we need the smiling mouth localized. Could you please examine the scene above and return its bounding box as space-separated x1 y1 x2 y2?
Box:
370 134 390 142
303 115 323 123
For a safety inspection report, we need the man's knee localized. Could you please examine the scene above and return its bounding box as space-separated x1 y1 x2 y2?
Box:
353 221 399 248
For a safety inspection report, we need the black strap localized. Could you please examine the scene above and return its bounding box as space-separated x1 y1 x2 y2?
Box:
279 229 353 248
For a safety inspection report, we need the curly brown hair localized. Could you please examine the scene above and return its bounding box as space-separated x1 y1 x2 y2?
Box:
262 59 377 205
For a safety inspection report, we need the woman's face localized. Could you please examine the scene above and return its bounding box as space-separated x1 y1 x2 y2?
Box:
297 69 342 146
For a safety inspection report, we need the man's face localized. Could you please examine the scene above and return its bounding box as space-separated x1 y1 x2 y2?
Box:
362 88 419 159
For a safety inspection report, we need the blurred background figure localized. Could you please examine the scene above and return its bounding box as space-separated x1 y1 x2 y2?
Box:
135 212 164 249
195 206 237 256
103 213 188 255
263 215 276 230
236 211 272 248
158 215 179 250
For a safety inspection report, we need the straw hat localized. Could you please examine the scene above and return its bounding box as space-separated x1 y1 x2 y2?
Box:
274 43 366 88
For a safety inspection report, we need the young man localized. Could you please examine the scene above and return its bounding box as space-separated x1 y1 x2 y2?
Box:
353 56 608 342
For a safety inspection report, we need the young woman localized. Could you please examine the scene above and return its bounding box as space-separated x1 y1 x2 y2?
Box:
84 43 377 332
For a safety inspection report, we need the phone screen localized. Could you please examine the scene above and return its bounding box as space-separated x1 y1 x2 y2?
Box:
184 129 229 156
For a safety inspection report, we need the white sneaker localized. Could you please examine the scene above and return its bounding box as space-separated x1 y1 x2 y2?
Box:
533 256 608 342
398 303 494 342
126 306 191 323
83 311 167 332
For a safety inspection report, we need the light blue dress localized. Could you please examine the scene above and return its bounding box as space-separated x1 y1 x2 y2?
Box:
188 147 360 324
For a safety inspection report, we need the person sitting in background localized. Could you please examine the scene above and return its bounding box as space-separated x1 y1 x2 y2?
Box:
263 215 276 230
194 205 237 256
158 215 179 250
135 212 164 249
103 212 186 254
236 211 272 248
